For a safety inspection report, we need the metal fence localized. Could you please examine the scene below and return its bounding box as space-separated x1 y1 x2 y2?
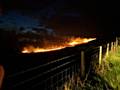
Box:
2 37 118 90
3 53 81 90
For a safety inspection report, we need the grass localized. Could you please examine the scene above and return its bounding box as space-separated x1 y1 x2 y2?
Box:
102 46 120 89
59 46 120 90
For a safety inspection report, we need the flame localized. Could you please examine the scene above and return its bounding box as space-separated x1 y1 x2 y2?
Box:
68 37 95 46
21 37 96 53
22 46 65 53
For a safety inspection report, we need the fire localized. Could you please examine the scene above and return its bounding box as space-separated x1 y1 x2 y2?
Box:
21 37 96 53
22 46 65 53
68 37 95 46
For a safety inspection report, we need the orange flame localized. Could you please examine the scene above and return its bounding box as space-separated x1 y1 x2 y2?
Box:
21 37 96 53
68 37 95 46
22 46 65 53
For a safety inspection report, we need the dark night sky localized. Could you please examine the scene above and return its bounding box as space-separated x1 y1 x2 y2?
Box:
0 0 120 37
1 0 95 15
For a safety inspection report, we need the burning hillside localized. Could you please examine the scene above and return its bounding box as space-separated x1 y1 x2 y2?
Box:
21 37 96 53
0 11 96 54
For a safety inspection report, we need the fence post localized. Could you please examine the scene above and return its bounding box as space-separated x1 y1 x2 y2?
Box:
114 42 116 52
99 46 102 65
106 43 109 57
80 51 85 78
116 37 118 50
111 42 113 51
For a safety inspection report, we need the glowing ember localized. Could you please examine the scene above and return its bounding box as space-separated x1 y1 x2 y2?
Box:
21 37 96 53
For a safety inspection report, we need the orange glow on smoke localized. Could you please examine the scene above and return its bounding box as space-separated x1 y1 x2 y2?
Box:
22 37 96 53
